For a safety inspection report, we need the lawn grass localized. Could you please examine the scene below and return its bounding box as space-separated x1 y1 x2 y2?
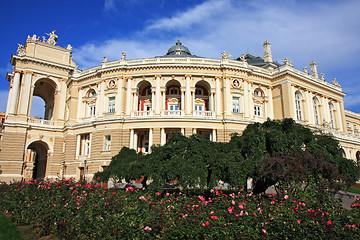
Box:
0 213 22 240
346 184 360 194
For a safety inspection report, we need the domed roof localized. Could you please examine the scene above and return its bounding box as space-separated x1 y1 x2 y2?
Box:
166 40 192 56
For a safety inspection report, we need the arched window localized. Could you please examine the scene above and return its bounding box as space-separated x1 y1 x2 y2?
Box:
329 103 335 129
313 97 320 125
295 92 303 121
254 88 264 97
85 89 97 117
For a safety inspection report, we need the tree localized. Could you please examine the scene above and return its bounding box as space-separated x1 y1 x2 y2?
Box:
147 132 246 190
249 119 360 195
94 147 147 187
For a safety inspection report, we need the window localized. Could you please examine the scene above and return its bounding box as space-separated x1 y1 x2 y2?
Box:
169 87 179 95
195 87 203 95
313 98 319 125
87 89 96 97
89 105 96 116
108 97 115 113
329 103 335 129
104 135 111 151
295 92 302 121
169 105 179 111
79 134 91 156
254 105 261 116
195 105 203 111
233 97 240 113
254 89 263 97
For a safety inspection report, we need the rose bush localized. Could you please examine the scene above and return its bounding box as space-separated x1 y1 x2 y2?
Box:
0 179 359 239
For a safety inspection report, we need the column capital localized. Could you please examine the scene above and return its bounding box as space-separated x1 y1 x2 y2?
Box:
126 77 133 80
185 74 192 78
23 70 34 75
155 75 161 78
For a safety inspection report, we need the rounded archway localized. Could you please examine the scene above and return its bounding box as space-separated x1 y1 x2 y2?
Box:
26 141 49 179
165 80 182 113
137 80 152 112
194 80 211 112
32 78 57 120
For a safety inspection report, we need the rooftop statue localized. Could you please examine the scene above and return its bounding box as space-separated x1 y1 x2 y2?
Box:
121 51 126 60
221 51 231 60
17 44 26 56
240 53 247 62
46 30 58 45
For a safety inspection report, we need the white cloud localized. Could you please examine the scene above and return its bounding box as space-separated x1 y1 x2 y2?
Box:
78 0 360 72
74 0 360 113
147 0 230 31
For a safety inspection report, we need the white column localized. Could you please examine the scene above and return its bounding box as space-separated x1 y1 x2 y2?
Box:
88 133 92 157
155 75 161 115
9 71 21 114
290 84 296 119
76 135 81 158
98 81 105 117
336 101 343 131
116 78 123 115
77 89 83 121
134 132 138 152
215 77 221 117
148 128 153 153
321 96 330 123
19 72 33 115
267 87 274 119
126 78 132 116
243 81 249 118
181 91 185 112
305 90 313 124
249 84 254 118
212 129 217 142
133 93 138 112
192 91 195 113
224 78 231 116
162 91 166 113
186 75 191 115
209 92 214 112
151 90 155 113
57 81 67 120
193 128 197 134
181 128 185 135
160 128 166 146
130 129 134 149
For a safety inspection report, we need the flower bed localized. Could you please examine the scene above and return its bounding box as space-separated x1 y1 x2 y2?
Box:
0 179 359 239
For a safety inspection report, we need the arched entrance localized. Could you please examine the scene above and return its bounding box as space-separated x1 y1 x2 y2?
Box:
24 141 49 180
356 151 360 167
31 79 57 120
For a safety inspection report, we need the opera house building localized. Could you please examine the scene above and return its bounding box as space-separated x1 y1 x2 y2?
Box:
0 32 359 182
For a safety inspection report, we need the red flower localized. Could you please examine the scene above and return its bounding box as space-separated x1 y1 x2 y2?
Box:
327 220 332 226
210 216 219 220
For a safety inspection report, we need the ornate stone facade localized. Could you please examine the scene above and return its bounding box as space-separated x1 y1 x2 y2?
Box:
0 32 359 182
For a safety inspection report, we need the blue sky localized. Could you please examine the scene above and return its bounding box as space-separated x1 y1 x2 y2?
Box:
1 0 360 114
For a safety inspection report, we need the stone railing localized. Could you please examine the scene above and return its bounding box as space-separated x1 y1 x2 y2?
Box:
192 110 214 117
28 117 54 126
132 111 153 117
161 110 185 116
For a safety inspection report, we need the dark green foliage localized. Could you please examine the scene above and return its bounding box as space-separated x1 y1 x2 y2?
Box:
94 118 359 193
94 147 146 183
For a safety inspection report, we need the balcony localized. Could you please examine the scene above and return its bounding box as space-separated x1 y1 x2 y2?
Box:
161 110 185 116
192 110 214 117
28 117 54 126
132 110 154 117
